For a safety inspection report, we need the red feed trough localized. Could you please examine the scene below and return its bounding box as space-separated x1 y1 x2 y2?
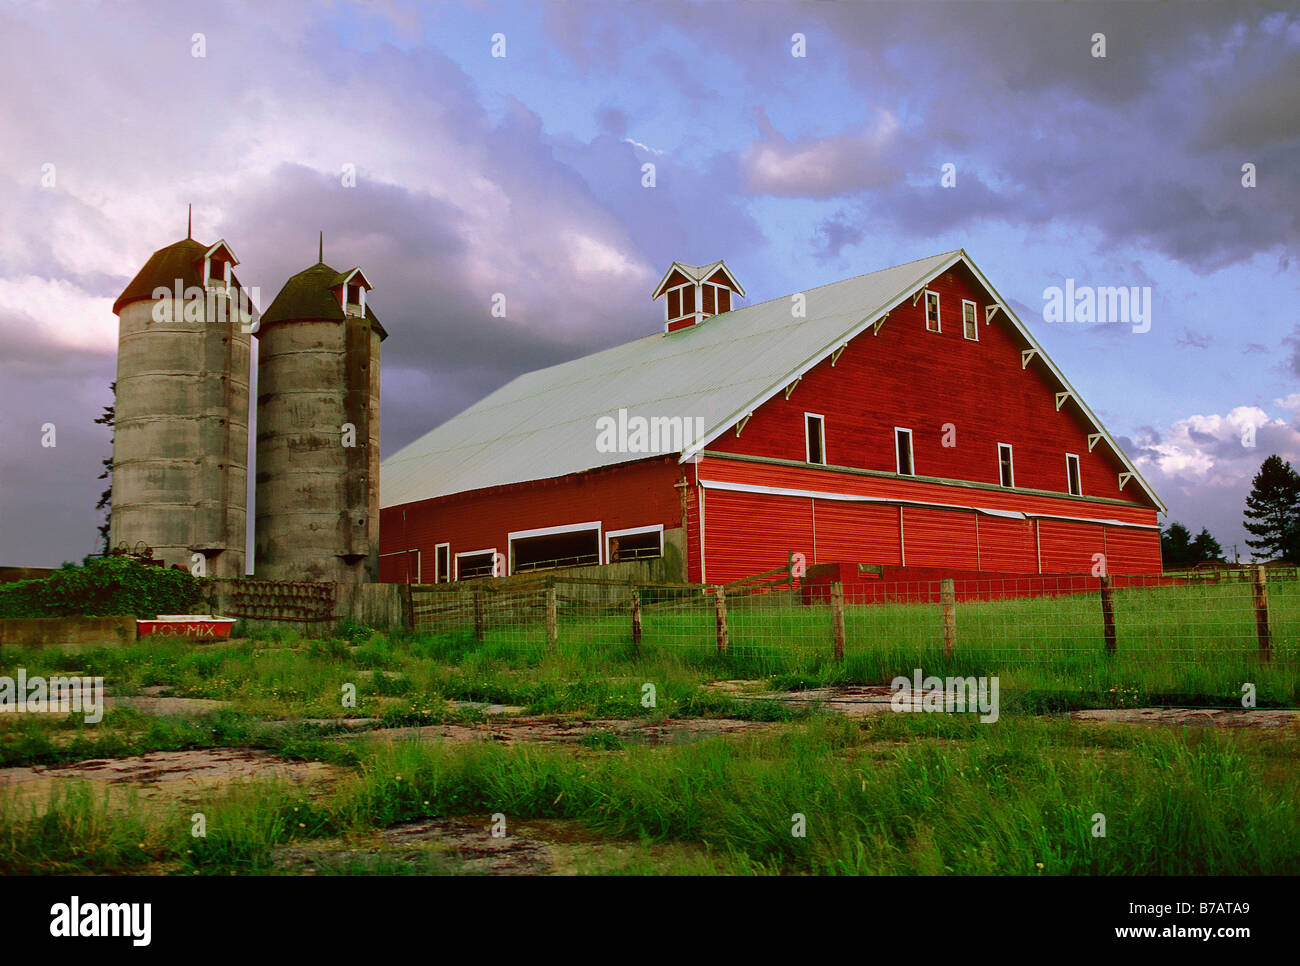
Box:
137 615 236 640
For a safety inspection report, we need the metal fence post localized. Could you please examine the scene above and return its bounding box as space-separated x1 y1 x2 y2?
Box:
472 590 483 642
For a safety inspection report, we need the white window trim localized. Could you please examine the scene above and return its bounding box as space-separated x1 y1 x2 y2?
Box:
998 443 1015 488
507 521 603 574
962 299 978 341
924 290 941 332
434 542 450 583
894 427 914 475
606 524 664 560
1065 453 1082 496
804 412 826 465
454 547 497 581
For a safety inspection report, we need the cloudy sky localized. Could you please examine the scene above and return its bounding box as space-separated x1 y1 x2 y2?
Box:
1 0 1297 567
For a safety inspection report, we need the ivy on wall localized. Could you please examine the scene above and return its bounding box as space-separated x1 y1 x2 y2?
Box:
0 556 205 619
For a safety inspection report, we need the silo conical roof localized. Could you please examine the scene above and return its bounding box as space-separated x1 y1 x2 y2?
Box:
260 262 386 338
113 238 207 315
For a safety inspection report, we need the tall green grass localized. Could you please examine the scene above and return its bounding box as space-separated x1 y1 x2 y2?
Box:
3 715 1295 875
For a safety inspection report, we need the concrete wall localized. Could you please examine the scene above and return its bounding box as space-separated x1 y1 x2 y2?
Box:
207 578 407 638
0 567 57 584
254 316 381 583
111 296 250 577
0 616 137 651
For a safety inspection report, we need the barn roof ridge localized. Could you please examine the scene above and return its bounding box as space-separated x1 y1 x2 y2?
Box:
381 249 1163 512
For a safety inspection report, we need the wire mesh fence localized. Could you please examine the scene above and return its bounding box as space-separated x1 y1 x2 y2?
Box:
407 569 1298 674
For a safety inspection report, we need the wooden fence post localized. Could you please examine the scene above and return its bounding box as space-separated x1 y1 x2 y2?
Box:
1099 575 1116 655
1253 565 1271 662
830 580 846 661
630 587 642 647
545 580 558 647
715 586 728 654
472 590 483 642
940 578 956 658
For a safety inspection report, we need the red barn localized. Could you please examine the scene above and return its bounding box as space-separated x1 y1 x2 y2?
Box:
379 250 1164 584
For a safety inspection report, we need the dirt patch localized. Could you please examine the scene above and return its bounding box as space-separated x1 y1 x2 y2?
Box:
270 816 728 876
272 818 553 875
1071 708 1299 729
108 696 231 715
1 748 335 786
351 715 769 746
0 749 344 815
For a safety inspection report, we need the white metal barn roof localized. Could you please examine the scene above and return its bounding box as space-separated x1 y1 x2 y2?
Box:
380 250 1164 511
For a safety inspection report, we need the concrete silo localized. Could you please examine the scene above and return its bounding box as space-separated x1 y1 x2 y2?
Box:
254 251 384 583
110 234 253 577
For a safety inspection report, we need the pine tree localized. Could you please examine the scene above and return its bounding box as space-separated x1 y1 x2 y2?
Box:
94 382 115 555
1160 522 1193 567
1189 527 1222 563
1243 454 1300 563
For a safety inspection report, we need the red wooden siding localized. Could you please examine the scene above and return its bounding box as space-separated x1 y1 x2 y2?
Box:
1037 520 1105 575
812 501 901 566
702 489 813 584
379 457 681 582
976 515 1038 573
707 261 1148 507
1102 525 1163 575
901 507 979 569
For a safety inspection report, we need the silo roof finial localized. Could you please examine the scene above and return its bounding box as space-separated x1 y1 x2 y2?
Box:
319 231 324 265
187 204 192 240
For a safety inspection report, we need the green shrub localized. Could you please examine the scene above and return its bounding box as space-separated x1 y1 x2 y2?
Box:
0 556 204 619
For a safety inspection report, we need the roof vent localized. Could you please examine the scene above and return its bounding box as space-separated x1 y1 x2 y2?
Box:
651 261 744 333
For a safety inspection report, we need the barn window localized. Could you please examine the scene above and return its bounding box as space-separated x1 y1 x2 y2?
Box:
716 287 730 313
962 300 978 341
998 444 1015 487
1066 453 1082 496
805 413 825 464
435 543 450 583
667 288 681 319
455 549 497 580
895 428 914 475
702 285 716 314
606 525 663 562
924 291 941 332
509 521 601 574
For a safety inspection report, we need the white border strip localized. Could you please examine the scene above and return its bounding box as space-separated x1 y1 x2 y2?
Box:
697 478 1159 529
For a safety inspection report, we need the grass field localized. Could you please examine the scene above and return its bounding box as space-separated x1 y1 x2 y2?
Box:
0 580 1296 875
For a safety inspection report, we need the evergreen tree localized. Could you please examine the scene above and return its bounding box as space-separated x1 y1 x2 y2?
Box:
1189 527 1222 563
1243 454 1300 563
1160 522 1193 567
94 382 115 555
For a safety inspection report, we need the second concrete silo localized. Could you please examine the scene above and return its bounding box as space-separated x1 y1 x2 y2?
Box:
254 251 384 582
